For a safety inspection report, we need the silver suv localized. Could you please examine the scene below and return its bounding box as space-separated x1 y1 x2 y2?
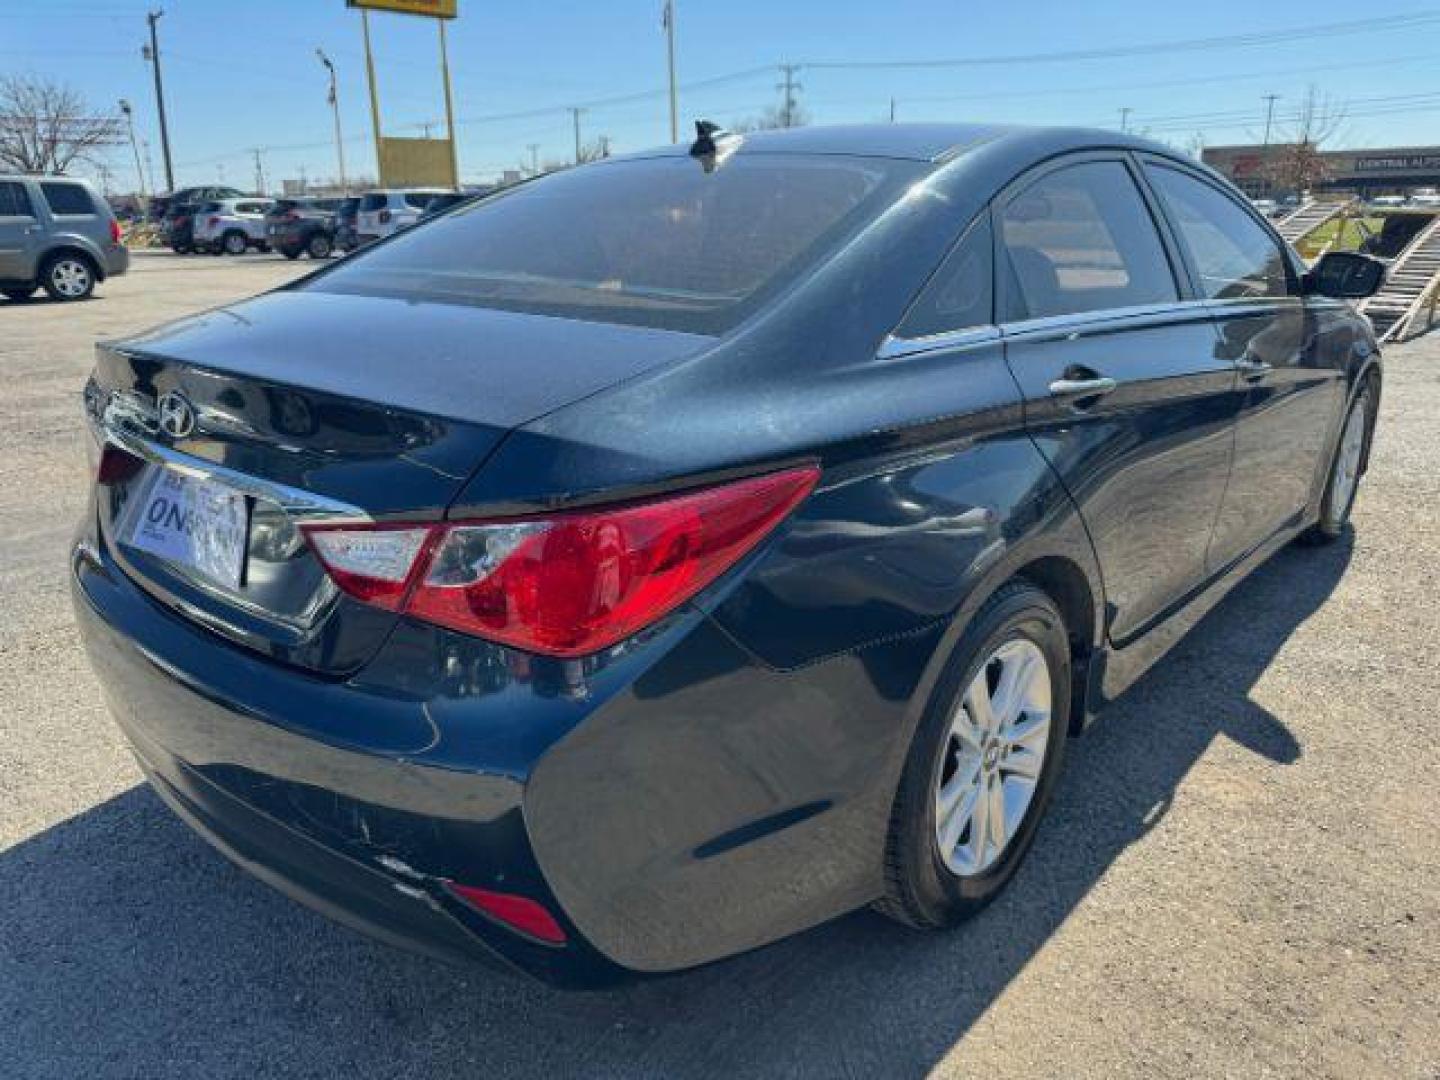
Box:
355 189 449 244
192 197 276 255
0 175 129 301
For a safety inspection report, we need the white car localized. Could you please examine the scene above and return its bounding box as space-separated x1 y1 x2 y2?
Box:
192 198 276 255
1370 195 1407 209
355 189 449 244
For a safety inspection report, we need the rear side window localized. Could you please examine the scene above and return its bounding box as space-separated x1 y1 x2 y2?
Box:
1000 160 1177 321
40 182 96 216
310 156 918 334
897 214 993 338
236 201 269 214
360 194 386 211
1145 165 1292 300
0 181 33 217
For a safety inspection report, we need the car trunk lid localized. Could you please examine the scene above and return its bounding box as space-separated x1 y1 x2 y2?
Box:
88 289 710 675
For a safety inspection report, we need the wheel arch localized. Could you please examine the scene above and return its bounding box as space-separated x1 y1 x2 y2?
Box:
42 244 104 283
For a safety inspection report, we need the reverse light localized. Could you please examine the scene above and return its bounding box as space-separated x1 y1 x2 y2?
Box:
301 466 819 657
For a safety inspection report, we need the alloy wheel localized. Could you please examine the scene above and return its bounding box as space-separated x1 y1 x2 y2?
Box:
1329 390 1369 523
934 637 1052 877
50 259 92 299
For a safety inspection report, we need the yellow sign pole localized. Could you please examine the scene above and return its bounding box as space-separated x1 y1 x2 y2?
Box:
360 8 385 180
438 18 460 190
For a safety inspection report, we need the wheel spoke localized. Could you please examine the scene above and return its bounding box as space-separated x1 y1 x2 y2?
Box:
937 767 981 854
1001 746 1043 779
986 776 1008 852
992 648 1037 726
962 677 996 738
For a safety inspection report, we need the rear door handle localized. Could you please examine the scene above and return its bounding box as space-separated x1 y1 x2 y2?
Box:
1236 358 1273 380
1048 375 1117 399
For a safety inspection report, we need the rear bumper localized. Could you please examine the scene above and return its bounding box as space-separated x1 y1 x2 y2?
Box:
70 528 629 988
103 244 129 278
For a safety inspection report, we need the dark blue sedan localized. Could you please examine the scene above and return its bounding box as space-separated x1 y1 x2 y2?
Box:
73 123 1384 987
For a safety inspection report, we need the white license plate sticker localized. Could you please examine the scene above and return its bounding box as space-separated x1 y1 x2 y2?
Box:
128 469 248 589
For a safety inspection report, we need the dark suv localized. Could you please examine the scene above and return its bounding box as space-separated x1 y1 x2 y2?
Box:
265 197 344 260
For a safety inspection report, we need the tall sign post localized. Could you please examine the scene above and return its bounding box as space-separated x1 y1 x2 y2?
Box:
347 0 461 189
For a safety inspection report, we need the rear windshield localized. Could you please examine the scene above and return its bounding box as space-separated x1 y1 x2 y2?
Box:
307 155 918 333
359 194 387 211
40 182 96 215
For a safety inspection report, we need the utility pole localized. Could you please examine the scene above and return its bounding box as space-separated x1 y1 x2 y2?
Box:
569 107 586 164
317 48 348 194
598 135 611 158
889 97 897 123
662 0 678 142
527 143 539 174
118 99 147 200
777 64 801 128
1261 93 1280 147
144 10 175 192
1119 106 1132 134
437 17 460 190
250 148 266 196
142 140 157 196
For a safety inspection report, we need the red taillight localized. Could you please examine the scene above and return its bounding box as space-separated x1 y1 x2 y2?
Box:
207 216 220 228
446 883 566 944
109 218 122 244
302 466 818 657
378 208 392 223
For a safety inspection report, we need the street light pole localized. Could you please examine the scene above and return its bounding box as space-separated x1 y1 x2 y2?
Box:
118 99 147 201
569 107 585 164
317 49 348 193
144 10 175 192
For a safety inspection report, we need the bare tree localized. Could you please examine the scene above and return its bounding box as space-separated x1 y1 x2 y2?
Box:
0 75 122 175
1265 85 1346 195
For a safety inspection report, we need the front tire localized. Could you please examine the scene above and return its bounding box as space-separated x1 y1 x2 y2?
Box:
222 230 248 256
1300 380 1375 545
40 253 96 301
307 233 333 259
877 580 1070 929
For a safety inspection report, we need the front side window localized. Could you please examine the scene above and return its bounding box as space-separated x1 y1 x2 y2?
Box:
309 155 921 334
1000 160 1177 321
1146 165 1292 300
360 194 387 212
896 214 993 338
40 182 96 216
0 181 33 217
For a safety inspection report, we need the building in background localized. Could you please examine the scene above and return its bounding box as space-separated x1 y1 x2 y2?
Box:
1203 144 1440 199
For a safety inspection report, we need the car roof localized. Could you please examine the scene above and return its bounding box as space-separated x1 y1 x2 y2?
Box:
610 122 1179 165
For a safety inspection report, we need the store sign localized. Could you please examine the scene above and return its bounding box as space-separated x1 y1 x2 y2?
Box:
347 0 457 18
1352 153 1440 173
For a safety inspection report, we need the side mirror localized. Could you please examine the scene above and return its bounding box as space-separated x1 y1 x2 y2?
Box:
1305 251 1386 300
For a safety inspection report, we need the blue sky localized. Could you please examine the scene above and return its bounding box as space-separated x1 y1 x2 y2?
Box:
6 0 1440 193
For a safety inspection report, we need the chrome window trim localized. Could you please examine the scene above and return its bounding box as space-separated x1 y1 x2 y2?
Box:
877 325 1001 360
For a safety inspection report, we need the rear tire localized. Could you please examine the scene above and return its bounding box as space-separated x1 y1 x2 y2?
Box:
40 252 96 301
222 230 248 256
306 233 333 259
876 580 1070 929
1299 380 1376 546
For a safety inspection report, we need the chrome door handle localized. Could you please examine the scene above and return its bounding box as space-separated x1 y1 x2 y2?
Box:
1236 358 1273 379
1048 375 1117 398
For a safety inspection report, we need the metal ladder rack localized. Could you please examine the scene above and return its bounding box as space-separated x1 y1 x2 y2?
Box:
1275 199 1352 245
1358 215 1440 343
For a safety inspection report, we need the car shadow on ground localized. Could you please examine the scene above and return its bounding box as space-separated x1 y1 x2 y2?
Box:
0 536 1350 1078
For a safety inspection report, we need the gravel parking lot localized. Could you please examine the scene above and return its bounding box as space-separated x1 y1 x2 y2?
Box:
2 251 1437 1079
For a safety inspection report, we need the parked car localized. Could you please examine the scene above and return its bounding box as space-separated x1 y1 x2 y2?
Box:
150 185 245 225
162 202 200 253
1360 210 1433 258
334 196 361 252
0 174 128 301
192 197 276 255
73 124 1385 988
354 188 448 243
264 197 342 259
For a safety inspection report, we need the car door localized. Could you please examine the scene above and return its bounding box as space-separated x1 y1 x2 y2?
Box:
1141 160 1343 569
0 180 42 281
999 154 1240 644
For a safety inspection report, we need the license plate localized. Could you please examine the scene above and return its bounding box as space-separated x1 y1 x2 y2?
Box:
128 468 248 589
